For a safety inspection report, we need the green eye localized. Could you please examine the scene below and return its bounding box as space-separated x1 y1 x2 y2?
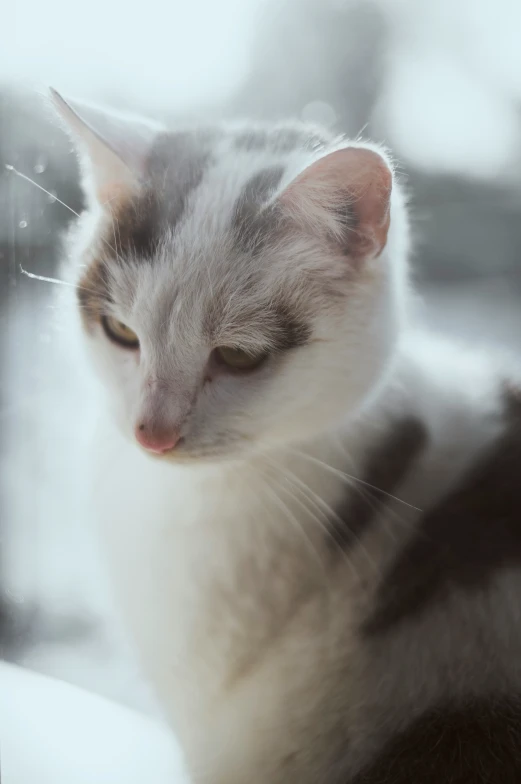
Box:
215 346 266 371
101 316 140 349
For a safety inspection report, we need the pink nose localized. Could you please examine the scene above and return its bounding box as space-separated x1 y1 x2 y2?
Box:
135 423 181 454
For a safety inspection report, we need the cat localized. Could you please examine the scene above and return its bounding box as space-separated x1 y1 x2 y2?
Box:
51 89 521 783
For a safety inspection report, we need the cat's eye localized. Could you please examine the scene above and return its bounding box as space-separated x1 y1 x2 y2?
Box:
214 346 267 371
101 316 140 349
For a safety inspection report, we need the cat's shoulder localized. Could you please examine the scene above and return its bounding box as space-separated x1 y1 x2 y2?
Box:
364 335 521 636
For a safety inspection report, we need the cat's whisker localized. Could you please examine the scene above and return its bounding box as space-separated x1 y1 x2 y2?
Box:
335 467 400 546
265 477 333 571
254 469 328 575
264 456 333 529
270 472 360 581
5 163 81 218
265 456 381 578
6 163 122 261
354 121 370 141
265 443 418 574
19 264 101 298
19 265 79 290
334 438 417 543
283 447 423 512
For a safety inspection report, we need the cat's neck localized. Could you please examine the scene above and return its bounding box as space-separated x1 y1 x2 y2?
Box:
206 329 501 482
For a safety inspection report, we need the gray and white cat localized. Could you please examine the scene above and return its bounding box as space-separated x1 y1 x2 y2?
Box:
52 90 521 783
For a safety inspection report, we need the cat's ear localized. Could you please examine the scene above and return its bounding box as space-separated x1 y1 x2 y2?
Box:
280 146 392 263
50 89 164 206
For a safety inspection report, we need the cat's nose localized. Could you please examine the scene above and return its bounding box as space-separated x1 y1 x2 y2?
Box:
135 422 181 454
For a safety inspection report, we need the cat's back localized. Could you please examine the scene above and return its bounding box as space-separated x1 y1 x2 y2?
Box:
348 363 521 783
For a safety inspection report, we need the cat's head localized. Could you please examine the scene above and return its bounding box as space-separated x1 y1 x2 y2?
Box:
53 91 409 463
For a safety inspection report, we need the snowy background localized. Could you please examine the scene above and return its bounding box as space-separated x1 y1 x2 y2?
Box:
2 0 521 713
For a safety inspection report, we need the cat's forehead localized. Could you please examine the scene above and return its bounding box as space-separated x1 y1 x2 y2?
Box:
108 123 329 265
79 122 335 338
128 264 312 359
107 232 313 356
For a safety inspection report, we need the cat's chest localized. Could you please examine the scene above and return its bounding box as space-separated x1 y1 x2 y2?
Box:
91 431 342 713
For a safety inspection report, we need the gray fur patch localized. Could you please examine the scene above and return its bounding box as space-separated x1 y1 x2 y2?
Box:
329 417 427 552
364 388 521 635
271 301 312 351
201 295 311 354
77 257 112 324
232 166 285 253
109 129 216 260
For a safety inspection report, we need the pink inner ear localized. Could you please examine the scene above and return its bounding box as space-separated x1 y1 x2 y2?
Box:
282 146 393 261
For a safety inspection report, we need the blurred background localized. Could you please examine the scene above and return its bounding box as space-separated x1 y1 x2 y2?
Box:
2 0 521 715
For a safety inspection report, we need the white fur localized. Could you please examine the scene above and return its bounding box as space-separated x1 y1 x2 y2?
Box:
87 334 507 783
58 106 512 782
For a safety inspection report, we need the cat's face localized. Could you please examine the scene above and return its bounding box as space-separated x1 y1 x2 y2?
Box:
54 93 407 462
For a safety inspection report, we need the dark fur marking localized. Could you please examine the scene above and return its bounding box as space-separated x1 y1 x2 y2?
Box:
77 257 112 323
109 130 214 261
232 166 285 253
365 389 521 635
271 301 312 351
203 298 311 353
329 418 427 551
351 698 521 784
112 188 161 259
